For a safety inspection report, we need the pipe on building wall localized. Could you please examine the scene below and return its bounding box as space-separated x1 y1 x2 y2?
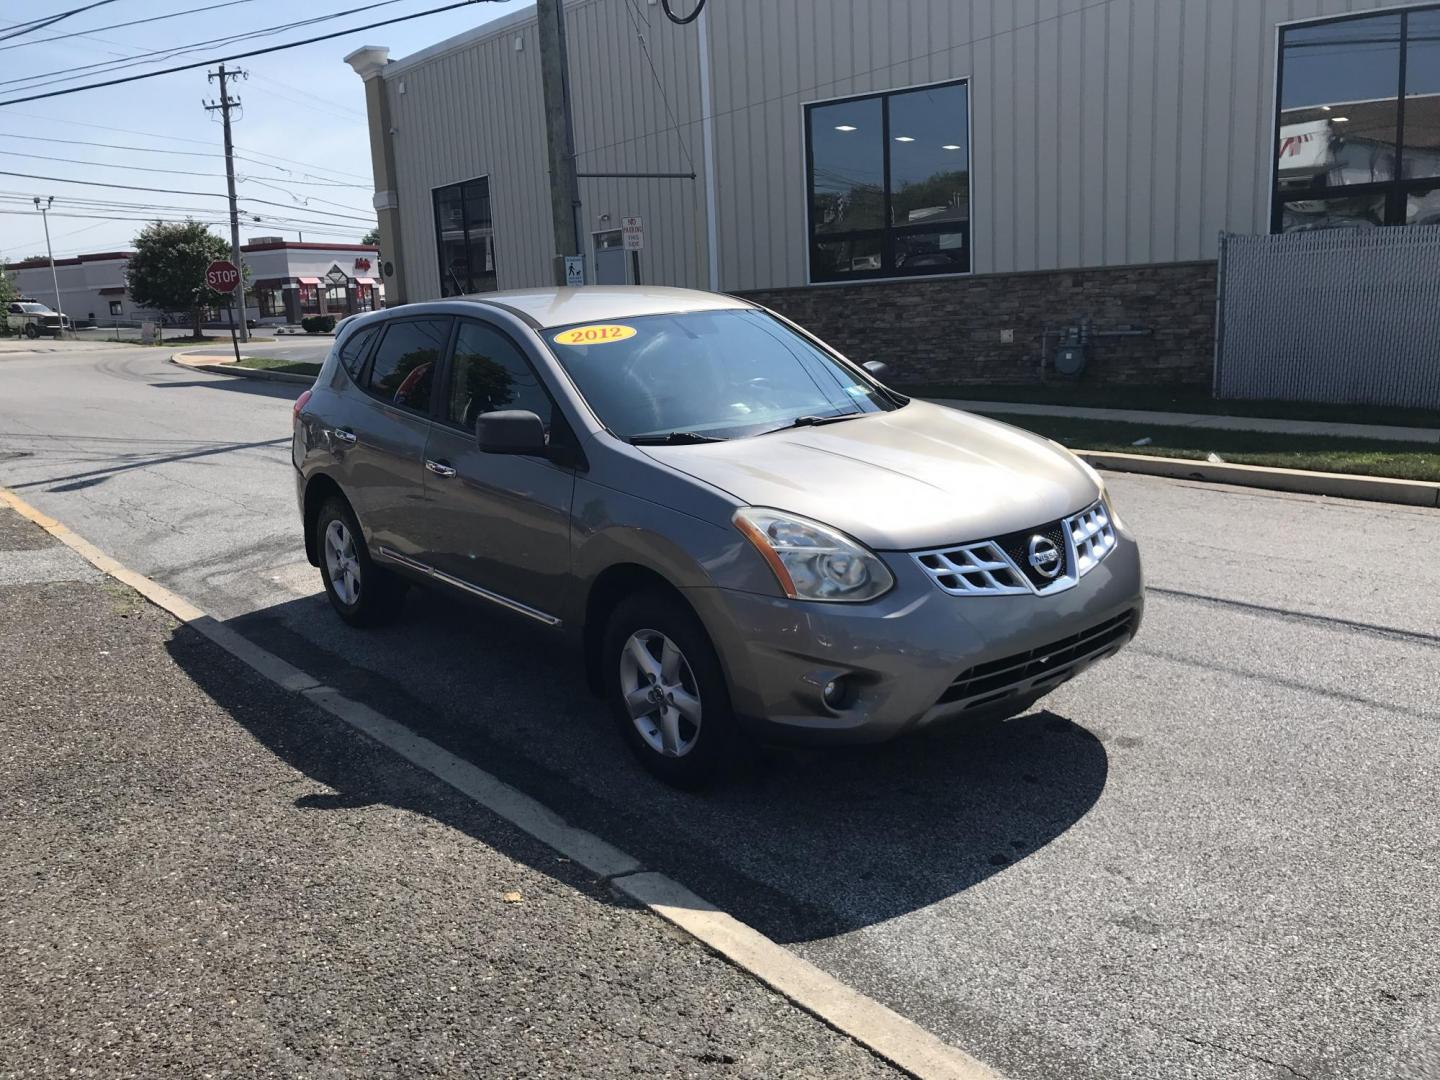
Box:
697 3 720 293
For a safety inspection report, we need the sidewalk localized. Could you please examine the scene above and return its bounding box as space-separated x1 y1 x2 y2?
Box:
0 506 897 1079
935 399 1440 445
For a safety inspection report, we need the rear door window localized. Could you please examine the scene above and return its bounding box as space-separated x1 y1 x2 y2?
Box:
363 318 451 414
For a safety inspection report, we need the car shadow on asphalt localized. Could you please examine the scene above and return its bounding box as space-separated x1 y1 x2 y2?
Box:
167 585 1110 945
152 378 307 400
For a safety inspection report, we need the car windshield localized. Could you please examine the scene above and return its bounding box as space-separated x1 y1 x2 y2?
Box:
18 304 50 314
546 309 899 441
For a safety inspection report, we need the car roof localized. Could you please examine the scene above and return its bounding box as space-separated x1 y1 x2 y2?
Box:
455 286 753 329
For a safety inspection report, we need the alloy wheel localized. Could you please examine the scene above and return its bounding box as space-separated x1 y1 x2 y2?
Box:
323 518 362 606
618 629 702 757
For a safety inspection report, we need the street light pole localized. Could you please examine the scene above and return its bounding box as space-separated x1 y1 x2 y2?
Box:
33 196 64 332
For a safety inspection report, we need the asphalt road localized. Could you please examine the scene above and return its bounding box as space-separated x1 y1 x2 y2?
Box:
0 509 897 1078
2 342 1437 1080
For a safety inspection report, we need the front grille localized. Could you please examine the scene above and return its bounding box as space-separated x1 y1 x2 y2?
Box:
937 609 1137 709
912 498 1118 598
994 519 1070 590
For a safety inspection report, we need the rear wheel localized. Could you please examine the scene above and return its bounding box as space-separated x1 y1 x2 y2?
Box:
602 591 736 788
317 497 406 627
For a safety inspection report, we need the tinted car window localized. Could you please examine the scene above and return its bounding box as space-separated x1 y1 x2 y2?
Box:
338 324 378 377
547 309 896 440
365 318 449 413
447 320 552 430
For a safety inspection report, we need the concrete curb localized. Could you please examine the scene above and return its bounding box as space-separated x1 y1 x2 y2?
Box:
1077 449 1440 509
169 352 315 385
0 484 1003 1080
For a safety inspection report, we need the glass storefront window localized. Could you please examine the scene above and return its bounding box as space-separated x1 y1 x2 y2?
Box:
1274 7 1440 230
433 177 498 296
805 79 970 282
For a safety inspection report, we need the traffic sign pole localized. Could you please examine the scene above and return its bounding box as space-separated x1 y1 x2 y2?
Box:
228 296 241 364
204 259 243 364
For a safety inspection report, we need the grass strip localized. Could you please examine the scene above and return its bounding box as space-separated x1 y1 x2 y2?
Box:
978 412 1440 483
233 356 322 377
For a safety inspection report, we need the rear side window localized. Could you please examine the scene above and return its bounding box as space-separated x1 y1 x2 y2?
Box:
364 318 450 414
446 320 553 430
338 325 378 377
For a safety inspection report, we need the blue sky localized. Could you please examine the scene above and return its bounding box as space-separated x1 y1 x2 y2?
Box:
0 0 532 261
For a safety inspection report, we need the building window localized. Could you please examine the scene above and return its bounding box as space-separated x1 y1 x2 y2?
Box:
804 78 970 283
298 282 320 315
321 267 350 315
434 176 497 295
108 300 122 317
255 286 284 318
1274 7 1440 232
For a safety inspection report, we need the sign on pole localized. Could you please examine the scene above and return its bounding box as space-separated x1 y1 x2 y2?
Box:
622 215 644 251
205 259 241 293
564 255 585 287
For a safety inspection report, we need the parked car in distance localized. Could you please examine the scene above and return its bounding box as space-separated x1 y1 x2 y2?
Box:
6 301 69 338
292 287 1144 786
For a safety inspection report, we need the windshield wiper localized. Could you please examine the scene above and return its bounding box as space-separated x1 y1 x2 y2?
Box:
628 431 727 445
755 412 865 437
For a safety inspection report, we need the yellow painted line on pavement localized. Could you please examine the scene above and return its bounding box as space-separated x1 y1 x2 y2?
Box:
0 483 1002 1080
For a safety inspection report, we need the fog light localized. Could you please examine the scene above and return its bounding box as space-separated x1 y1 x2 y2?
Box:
822 677 852 710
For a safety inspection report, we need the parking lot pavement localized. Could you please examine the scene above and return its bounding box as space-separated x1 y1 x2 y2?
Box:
2 346 1438 1080
0 507 900 1079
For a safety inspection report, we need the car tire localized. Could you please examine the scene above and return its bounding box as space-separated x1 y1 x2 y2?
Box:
316 496 406 627
601 590 737 789
24 324 38 339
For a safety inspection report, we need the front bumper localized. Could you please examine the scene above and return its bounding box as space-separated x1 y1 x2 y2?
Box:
686 530 1144 744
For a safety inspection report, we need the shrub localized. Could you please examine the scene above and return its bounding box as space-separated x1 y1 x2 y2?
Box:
301 314 336 334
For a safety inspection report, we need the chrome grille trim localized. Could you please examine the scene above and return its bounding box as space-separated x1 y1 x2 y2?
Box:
913 499 1118 597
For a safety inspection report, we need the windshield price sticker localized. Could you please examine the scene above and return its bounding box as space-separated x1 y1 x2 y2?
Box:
553 324 637 346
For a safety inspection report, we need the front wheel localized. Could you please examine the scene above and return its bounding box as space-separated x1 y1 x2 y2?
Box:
602 591 737 788
316 497 406 627
24 324 38 339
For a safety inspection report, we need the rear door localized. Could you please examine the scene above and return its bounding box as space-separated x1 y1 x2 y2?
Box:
416 317 576 623
334 315 451 558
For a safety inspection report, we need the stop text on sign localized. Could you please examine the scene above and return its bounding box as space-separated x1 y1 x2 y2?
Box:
205 260 240 293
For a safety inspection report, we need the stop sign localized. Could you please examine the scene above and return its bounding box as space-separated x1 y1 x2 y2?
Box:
205 259 240 293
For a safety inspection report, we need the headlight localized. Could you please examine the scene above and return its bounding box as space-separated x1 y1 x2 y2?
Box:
733 508 894 602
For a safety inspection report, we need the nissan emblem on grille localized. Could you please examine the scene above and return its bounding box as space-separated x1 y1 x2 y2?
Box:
1028 535 1062 579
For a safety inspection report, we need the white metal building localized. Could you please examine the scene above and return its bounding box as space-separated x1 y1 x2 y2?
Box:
347 0 1440 384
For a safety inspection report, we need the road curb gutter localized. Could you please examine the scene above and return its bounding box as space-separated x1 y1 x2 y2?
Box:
0 482 1003 1080
1076 450 1440 508
169 352 315 385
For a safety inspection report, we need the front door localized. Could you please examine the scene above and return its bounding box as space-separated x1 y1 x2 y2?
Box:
418 317 575 623
337 315 450 557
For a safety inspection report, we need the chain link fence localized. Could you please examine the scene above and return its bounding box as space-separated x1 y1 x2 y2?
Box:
1215 227 1440 409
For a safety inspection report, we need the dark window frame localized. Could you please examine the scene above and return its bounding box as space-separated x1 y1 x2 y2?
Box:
433 175 498 296
1271 5 1440 232
357 314 454 420
803 77 972 284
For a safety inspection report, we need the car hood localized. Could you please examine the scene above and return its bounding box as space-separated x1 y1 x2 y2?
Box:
637 400 1101 550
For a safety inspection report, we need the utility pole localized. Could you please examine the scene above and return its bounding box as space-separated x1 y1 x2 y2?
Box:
205 64 250 342
32 196 64 331
536 0 583 286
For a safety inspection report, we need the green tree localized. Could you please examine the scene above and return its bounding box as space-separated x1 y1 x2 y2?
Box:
125 220 236 339
360 227 380 246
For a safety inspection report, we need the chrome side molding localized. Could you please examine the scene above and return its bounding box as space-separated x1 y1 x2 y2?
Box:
377 546 562 627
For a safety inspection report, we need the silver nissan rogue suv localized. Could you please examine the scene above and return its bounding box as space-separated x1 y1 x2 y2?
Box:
293 286 1143 786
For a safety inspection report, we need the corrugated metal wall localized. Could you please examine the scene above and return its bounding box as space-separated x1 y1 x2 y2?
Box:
380 0 1412 298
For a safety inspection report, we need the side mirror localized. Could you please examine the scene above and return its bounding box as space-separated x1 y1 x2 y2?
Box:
863 360 890 379
476 409 548 455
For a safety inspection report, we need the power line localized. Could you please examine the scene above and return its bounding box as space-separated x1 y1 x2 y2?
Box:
0 1 121 45
0 0 413 93
0 0 263 54
620 0 694 172
0 0 486 107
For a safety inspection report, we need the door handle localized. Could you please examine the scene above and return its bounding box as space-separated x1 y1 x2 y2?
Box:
330 428 357 445
425 459 457 478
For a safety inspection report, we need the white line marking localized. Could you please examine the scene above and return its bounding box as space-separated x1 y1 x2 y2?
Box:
0 484 1005 1080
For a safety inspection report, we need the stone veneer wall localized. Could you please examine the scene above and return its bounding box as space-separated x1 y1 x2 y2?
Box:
739 260 1217 388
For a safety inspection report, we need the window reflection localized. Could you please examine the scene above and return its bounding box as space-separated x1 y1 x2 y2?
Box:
434 177 497 296
1405 12 1440 180
805 79 970 282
